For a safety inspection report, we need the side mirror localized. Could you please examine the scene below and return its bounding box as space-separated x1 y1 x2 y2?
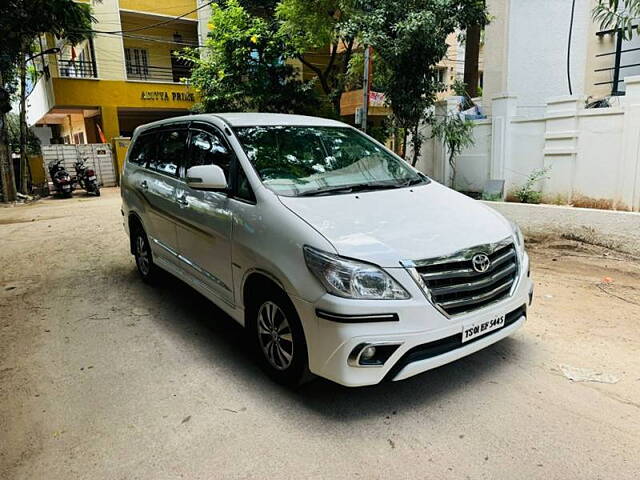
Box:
186 164 227 191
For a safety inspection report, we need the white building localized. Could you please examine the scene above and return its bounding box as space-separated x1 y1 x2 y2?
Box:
418 0 640 212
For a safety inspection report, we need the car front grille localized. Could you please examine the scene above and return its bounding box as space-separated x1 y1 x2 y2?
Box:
414 241 519 316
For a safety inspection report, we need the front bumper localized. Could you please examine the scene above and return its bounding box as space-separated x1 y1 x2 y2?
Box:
291 253 533 387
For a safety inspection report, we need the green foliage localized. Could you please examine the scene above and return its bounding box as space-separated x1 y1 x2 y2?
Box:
344 50 390 92
1 0 93 69
430 113 475 187
593 0 640 40
276 0 355 52
481 191 502 201
359 0 488 165
181 0 319 114
276 0 358 115
514 167 551 204
6 113 40 155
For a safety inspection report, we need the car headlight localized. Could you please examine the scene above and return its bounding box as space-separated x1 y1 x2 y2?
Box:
510 221 524 255
303 246 410 300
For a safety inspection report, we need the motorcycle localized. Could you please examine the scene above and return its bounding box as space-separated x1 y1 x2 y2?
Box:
73 157 100 196
47 159 74 198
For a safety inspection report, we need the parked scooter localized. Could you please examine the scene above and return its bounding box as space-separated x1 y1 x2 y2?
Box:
47 159 74 198
73 157 100 196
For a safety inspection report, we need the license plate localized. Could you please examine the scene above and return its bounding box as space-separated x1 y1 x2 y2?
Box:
88 176 96 180
462 314 505 343
63 185 70 190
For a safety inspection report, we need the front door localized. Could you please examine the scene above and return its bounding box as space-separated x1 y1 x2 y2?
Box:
175 125 234 305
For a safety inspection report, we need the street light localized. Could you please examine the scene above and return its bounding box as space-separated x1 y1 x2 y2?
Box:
26 47 60 63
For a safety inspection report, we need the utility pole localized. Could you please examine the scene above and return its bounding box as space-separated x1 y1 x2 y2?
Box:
19 50 30 194
0 71 17 203
361 46 372 132
17 47 59 195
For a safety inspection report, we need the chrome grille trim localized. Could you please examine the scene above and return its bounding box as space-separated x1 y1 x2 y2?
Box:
438 278 515 309
402 238 520 317
429 263 517 295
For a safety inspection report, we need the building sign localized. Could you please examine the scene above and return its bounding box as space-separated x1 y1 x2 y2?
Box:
368 91 386 107
140 91 195 102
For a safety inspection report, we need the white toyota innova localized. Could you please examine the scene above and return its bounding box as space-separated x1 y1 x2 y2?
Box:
121 113 533 387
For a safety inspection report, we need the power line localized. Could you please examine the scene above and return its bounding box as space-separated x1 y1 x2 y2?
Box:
76 0 214 36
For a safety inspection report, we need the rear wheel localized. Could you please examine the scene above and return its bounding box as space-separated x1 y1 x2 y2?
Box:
132 227 159 283
247 286 310 386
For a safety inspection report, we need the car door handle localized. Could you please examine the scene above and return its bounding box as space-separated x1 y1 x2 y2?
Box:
140 180 148 190
176 195 188 207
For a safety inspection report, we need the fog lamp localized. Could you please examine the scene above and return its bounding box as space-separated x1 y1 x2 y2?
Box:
361 346 377 361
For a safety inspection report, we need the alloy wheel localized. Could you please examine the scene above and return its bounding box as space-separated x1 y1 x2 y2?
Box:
136 235 150 276
257 301 294 370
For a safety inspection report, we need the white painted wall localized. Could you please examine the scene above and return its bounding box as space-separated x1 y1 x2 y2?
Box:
26 76 56 126
32 126 53 146
505 117 545 188
454 120 492 192
418 75 640 211
505 0 591 116
196 0 212 51
482 0 621 116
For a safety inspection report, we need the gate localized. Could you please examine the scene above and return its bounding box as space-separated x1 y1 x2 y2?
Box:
42 144 118 187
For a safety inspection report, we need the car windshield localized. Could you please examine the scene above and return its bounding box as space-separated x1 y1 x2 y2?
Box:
233 126 427 196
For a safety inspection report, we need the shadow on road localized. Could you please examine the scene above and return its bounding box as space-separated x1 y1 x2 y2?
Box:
134 265 525 422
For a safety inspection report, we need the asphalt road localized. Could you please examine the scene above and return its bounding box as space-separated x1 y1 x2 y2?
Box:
1 188 639 479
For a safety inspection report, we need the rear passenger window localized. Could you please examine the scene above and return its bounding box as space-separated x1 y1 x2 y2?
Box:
128 134 154 166
149 129 187 176
188 130 232 180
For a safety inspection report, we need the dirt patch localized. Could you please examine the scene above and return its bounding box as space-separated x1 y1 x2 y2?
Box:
1 188 639 479
0 216 63 226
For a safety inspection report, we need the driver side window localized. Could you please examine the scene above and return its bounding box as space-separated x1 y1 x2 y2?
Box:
188 129 231 181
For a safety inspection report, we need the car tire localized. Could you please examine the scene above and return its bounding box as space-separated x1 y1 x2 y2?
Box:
247 285 311 387
132 227 159 283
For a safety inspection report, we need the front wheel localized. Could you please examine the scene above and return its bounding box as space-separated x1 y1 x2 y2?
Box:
94 186 101 196
248 287 310 387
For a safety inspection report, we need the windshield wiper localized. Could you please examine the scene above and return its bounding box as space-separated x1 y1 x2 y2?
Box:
299 181 406 197
397 176 428 187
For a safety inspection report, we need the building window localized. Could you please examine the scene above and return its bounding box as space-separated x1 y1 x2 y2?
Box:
432 67 447 86
73 132 85 144
125 48 149 80
171 50 193 83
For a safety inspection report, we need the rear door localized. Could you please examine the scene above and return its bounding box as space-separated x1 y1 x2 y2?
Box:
142 126 188 258
175 123 235 305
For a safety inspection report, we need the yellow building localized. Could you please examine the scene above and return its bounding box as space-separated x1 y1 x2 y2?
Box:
27 0 199 145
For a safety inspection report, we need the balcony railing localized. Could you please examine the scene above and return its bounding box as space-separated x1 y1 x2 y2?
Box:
126 63 192 83
58 59 97 78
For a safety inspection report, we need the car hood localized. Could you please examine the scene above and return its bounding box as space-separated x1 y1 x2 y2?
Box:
278 181 513 267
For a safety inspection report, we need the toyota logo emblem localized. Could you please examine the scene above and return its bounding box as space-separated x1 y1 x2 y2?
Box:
472 253 491 273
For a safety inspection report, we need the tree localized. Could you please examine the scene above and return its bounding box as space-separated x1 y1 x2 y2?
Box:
0 0 92 199
463 23 482 98
276 0 358 116
430 112 474 188
360 0 487 166
182 0 319 114
6 113 41 156
593 0 640 40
